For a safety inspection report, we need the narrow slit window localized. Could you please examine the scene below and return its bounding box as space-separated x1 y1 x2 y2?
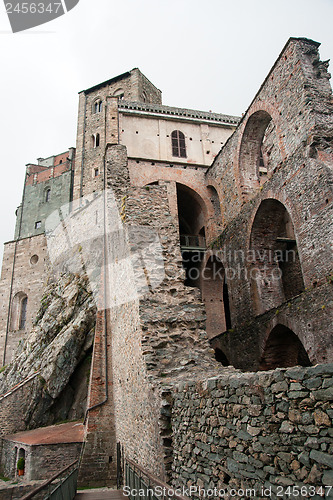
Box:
45 189 51 202
19 297 28 330
171 130 186 158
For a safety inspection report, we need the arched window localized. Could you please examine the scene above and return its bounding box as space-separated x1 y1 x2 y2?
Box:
93 99 102 114
45 188 51 203
10 292 28 331
113 88 125 100
171 130 186 158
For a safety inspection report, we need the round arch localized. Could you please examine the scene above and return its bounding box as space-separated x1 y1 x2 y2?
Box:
249 198 304 315
238 110 273 199
259 324 311 370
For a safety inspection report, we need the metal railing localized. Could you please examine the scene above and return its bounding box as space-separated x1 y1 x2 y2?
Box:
180 234 206 250
21 460 78 500
125 457 189 500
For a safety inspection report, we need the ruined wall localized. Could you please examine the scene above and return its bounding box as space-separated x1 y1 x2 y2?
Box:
172 364 333 498
203 38 333 368
0 234 49 366
206 37 333 226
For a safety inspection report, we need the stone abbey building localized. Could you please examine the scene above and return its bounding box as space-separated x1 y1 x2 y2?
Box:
0 38 332 494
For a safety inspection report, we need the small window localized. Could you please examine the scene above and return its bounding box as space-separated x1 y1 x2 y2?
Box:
35 221 41 229
19 297 28 330
171 130 186 158
45 189 51 202
93 99 102 114
94 168 99 177
92 133 100 148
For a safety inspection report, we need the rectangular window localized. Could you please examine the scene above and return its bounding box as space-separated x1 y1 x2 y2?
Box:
35 221 42 229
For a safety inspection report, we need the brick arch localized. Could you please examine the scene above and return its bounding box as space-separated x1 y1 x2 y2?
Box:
236 101 285 202
259 323 311 370
248 198 305 315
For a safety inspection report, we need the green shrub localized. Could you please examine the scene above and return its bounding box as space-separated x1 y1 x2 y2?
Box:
17 458 25 470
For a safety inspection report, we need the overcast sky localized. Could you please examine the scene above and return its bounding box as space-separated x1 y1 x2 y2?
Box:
0 0 333 265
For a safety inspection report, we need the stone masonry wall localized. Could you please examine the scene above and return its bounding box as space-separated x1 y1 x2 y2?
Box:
171 364 333 499
0 234 49 366
0 373 40 437
77 145 222 486
1 439 81 481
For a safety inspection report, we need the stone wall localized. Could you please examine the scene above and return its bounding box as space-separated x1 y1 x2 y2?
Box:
0 234 49 366
1 439 81 481
0 373 40 437
78 145 221 486
171 364 333 498
14 157 74 240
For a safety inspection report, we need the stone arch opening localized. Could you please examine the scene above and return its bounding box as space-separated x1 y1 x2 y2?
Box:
201 255 232 338
10 292 28 331
239 110 273 200
177 184 206 287
17 448 26 476
250 199 304 315
259 324 311 370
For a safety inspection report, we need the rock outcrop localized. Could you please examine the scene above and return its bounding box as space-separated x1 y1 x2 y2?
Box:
0 272 96 428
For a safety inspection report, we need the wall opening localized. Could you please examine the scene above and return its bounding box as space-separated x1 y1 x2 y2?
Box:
45 188 51 203
177 184 206 288
201 255 232 338
17 448 26 476
250 199 305 315
239 110 273 200
214 348 230 366
10 292 28 331
259 324 311 370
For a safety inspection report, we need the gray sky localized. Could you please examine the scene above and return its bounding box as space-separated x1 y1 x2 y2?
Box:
0 0 333 265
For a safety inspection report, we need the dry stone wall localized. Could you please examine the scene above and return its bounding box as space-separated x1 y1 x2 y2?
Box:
171 364 333 499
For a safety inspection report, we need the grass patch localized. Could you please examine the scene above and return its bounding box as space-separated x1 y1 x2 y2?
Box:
0 475 10 482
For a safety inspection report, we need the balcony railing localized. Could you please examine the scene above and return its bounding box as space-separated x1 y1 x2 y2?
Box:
180 234 206 250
